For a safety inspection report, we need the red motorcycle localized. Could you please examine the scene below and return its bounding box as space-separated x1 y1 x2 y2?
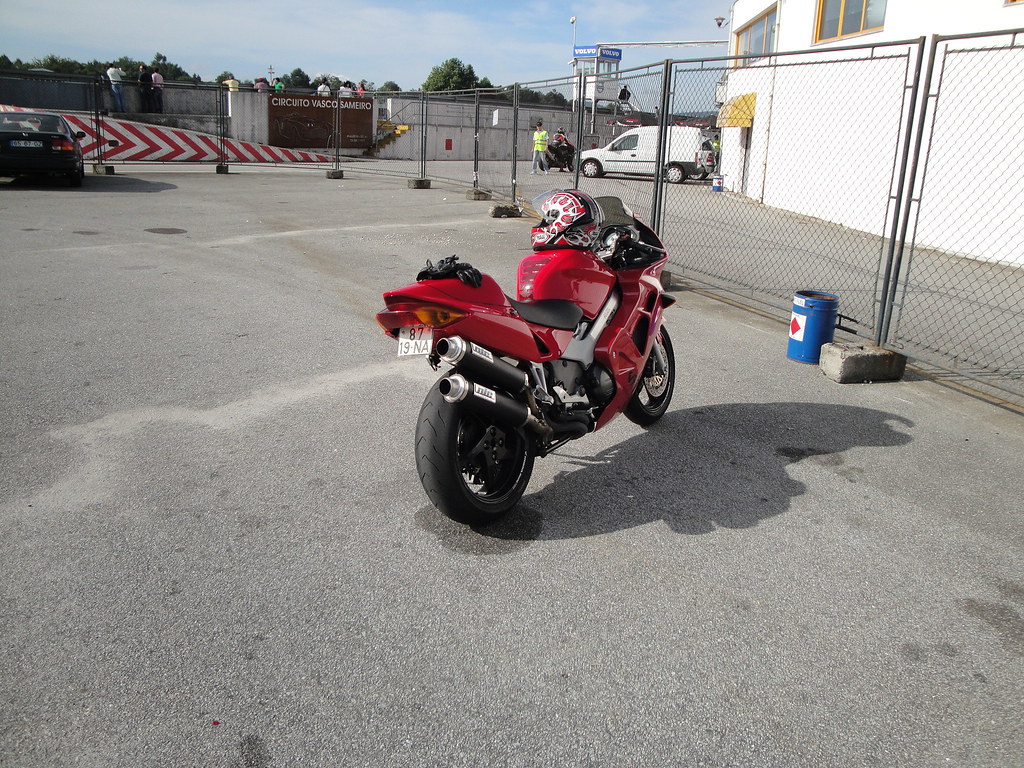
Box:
375 190 676 524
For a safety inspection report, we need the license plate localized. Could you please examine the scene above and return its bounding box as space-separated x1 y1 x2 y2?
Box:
397 326 431 356
10 140 43 148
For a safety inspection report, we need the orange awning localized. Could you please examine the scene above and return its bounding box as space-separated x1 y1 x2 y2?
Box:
716 92 756 128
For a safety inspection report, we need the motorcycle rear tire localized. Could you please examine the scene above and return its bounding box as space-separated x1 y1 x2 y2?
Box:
624 326 675 426
415 380 535 524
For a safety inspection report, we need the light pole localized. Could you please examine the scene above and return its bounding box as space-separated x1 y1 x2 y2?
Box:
570 16 577 76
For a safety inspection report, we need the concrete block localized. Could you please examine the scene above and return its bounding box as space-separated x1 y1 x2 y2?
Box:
408 179 431 189
92 164 115 175
216 164 230 174
819 342 907 384
466 188 492 200
325 169 344 179
489 202 521 218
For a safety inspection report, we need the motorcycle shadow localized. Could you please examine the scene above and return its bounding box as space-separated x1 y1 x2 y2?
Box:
421 401 913 548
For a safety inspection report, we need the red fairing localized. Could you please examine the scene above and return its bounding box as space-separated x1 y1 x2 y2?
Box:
593 264 667 430
521 248 616 319
380 275 575 361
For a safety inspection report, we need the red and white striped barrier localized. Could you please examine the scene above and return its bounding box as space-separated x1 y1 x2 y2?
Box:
2 105 332 164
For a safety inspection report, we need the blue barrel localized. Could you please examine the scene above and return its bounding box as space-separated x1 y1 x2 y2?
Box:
711 175 723 192
787 290 839 364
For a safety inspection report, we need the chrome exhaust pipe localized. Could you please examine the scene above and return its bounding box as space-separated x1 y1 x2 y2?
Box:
436 336 529 393
439 374 533 429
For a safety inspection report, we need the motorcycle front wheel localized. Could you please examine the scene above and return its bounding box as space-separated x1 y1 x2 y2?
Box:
624 325 675 426
415 381 535 524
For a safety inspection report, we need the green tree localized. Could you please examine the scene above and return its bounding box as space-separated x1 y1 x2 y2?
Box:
378 80 401 92
283 67 311 90
518 86 543 104
215 71 236 83
150 52 195 82
421 58 479 91
29 55 87 74
313 73 342 91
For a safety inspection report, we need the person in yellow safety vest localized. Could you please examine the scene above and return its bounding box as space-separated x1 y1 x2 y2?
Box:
531 120 549 174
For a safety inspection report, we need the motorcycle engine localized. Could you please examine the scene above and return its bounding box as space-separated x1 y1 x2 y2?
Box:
546 360 614 408
585 364 615 406
547 360 586 399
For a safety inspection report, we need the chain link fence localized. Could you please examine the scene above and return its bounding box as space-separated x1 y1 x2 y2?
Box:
647 41 921 349
885 30 1024 391
2 33 1022 404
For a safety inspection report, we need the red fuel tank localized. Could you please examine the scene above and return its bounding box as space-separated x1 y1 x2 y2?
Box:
518 248 616 319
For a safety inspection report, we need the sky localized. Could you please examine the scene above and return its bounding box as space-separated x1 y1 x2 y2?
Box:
0 0 732 88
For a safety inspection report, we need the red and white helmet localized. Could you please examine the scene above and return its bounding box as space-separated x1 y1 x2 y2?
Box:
530 190 604 251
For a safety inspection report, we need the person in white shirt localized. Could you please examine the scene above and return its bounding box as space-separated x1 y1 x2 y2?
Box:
106 64 126 111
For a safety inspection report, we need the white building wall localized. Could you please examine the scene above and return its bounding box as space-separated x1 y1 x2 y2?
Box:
910 45 1024 264
733 0 1024 50
724 0 1024 266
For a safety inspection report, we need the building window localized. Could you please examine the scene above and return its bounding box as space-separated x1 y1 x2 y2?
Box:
816 0 886 42
736 7 777 63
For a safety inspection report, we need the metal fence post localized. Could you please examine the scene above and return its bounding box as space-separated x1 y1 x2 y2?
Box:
572 72 586 189
216 84 229 172
419 91 428 179
473 89 481 189
651 60 674 232
92 76 106 170
511 84 520 203
876 36 932 347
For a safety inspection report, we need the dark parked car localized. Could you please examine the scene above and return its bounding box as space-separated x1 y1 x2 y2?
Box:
0 111 85 186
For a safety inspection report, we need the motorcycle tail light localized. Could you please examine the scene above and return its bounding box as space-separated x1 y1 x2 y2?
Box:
376 305 464 331
517 254 553 300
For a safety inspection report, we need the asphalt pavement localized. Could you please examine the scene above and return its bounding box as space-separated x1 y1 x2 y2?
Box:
1 167 1022 767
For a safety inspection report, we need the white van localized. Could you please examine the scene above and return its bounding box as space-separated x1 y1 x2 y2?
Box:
579 126 705 183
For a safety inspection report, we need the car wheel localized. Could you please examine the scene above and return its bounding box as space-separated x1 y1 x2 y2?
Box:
665 164 686 184
68 163 83 187
581 159 603 178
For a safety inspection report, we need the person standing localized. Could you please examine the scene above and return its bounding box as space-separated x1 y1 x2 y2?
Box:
106 63 126 112
150 67 164 113
137 65 153 112
531 120 549 174
272 77 284 93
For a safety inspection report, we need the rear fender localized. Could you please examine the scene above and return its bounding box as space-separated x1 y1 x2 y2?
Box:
378 276 573 361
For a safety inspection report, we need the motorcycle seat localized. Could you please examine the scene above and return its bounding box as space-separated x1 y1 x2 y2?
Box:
509 298 583 330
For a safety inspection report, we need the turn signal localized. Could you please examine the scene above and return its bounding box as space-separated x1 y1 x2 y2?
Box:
51 138 76 152
516 254 553 300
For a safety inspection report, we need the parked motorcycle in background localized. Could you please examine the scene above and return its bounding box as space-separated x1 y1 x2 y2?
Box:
546 130 575 173
375 190 676 524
